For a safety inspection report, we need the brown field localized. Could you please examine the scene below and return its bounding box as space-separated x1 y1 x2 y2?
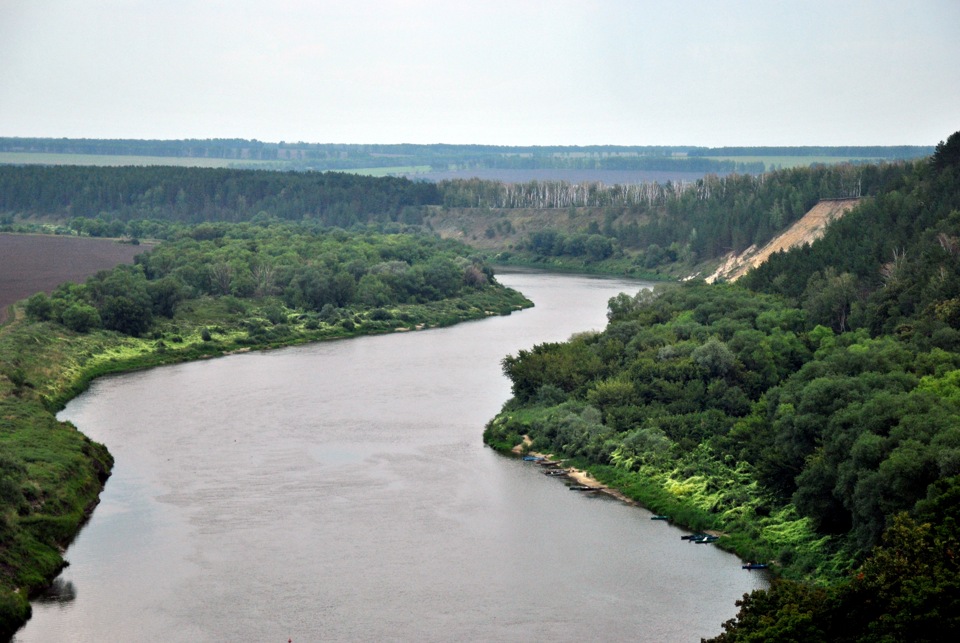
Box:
0 234 152 323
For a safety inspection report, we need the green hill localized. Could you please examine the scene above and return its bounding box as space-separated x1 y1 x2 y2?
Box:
484 132 960 641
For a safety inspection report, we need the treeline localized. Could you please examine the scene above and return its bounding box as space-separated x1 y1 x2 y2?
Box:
2 137 931 173
484 132 960 640
689 145 933 159
0 165 440 227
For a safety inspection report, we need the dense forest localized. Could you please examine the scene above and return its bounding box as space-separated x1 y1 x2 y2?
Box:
0 223 529 637
0 166 440 228
484 132 960 641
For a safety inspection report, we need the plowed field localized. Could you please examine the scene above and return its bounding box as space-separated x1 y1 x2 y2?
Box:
0 234 150 323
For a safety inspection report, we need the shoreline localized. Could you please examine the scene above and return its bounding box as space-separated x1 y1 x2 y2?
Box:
512 437 725 538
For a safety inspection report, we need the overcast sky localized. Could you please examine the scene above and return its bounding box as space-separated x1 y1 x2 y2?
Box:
1 1 957 146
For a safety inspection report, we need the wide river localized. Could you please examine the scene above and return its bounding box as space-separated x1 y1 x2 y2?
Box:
15 270 766 642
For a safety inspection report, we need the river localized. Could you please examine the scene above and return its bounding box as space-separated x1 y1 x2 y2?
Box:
14 270 766 642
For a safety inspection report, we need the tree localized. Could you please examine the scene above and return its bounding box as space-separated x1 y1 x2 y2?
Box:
60 302 101 333
931 130 960 172
87 267 153 336
802 268 858 332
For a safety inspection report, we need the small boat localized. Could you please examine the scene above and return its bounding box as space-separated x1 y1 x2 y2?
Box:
742 563 768 570
568 485 599 491
650 515 670 521
694 535 719 544
522 455 544 462
543 469 569 476
681 533 706 541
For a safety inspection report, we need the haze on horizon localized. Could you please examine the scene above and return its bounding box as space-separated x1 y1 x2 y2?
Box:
1 0 957 148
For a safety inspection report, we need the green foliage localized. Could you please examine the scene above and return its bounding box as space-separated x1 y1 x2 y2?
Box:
486 131 960 641
60 302 101 333
0 165 440 227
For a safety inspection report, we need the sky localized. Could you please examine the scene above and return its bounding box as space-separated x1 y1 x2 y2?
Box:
1 0 958 147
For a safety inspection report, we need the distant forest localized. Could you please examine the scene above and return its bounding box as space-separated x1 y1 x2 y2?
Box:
0 137 934 174
0 159 921 271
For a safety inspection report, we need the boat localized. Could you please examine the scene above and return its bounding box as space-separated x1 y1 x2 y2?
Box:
568 485 599 491
522 455 544 462
694 535 719 544
742 563 768 570
650 515 670 521
543 469 569 476
681 533 706 540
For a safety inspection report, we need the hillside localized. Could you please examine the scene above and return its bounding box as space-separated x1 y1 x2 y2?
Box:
484 131 960 641
704 198 861 283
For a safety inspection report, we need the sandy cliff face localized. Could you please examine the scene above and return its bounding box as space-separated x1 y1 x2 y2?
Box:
704 198 861 283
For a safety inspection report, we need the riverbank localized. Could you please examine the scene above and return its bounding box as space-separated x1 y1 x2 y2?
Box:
488 414 834 583
510 439 727 538
0 284 532 638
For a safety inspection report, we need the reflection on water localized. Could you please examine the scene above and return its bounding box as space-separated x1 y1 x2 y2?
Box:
34 579 77 606
15 271 767 642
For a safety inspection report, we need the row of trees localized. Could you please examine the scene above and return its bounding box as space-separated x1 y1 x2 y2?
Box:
10 137 930 172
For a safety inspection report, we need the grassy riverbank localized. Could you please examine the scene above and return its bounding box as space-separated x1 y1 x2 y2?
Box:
0 282 531 638
485 419 836 583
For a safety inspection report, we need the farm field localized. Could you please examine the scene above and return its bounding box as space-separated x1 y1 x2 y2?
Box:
0 234 150 323
0 152 276 169
701 154 887 170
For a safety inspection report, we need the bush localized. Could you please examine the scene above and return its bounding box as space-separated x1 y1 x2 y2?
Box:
24 293 52 321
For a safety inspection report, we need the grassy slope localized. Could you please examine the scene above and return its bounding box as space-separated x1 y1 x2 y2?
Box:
0 285 531 638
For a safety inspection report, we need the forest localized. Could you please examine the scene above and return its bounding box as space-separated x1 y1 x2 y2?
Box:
484 132 960 641
0 223 530 637
0 159 911 278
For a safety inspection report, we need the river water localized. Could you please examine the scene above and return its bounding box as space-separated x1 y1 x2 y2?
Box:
15 270 766 642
